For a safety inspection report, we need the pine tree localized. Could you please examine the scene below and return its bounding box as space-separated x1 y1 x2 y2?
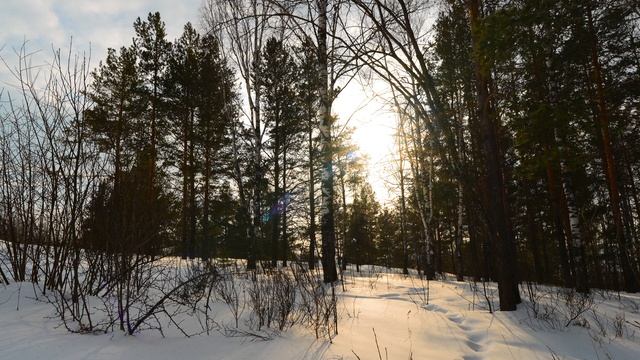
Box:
257 37 302 266
86 46 144 193
467 0 520 310
197 33 236 260
166 23 201 258
134 12 172 185
347 182 379 272
295 37 321 269
333 128 363 271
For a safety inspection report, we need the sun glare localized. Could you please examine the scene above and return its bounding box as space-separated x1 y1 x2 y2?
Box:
334 81 397 206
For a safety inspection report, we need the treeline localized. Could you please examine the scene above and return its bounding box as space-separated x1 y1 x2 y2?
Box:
345 0 640 311
426 0 640 295
82 15 319 263
1 0 640 314
0 12 335 268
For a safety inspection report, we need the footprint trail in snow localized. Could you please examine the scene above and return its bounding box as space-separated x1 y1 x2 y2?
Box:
423 301 490 360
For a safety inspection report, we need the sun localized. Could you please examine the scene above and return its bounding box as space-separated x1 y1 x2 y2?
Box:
333 81 397 206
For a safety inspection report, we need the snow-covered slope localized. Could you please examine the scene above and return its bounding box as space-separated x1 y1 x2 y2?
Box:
1 269 639 359
329 271 640 359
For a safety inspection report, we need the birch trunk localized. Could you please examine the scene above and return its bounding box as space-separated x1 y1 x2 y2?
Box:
557 144 588 293
398 126 409 275
308 113 317 269
318 0 337 283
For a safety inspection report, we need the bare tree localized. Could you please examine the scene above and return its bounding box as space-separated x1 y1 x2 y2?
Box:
203 0 271 269
343 0 520 308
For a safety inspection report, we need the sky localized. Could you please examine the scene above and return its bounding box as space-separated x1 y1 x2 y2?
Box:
0 0 398 205
333 78 398 205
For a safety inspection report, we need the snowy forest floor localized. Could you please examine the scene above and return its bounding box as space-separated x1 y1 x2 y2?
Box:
2 266 640 359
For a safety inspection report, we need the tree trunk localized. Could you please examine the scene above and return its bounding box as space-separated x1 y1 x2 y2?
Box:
468 0 519 311
622 145 640 261
525 194 544 283
534 48 579 290
557 147 588 293
408 113 434 279
339 164 348 271
308 111 317 269
318 0 337 283
545 156 574 287
188 108 197 259
230 120 253 267
203 137 212 260
282 148 289 267
455 180 464 281
398 127 409 275
150 64 158 185
586 5 638 292
248 58 263 270
454 113 465 282
425 147 435 279
271 119 281 267
181 114 189 258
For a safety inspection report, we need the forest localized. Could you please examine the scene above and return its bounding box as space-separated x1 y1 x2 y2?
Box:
1 0 640 359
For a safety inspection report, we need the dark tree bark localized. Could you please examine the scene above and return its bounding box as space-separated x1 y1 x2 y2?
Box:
271 117 281 267
586 5 638 292
467 0 519 311
545 157 574 287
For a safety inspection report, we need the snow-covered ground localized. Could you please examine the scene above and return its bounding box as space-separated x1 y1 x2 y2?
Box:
2 267 640 359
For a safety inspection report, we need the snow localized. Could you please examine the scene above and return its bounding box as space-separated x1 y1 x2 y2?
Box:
1 267 640 359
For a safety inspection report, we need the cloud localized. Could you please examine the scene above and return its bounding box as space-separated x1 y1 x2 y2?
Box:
0 1 202 59
55 0 148 16
0 0 202 88
50 0 202 57
0 0 65 45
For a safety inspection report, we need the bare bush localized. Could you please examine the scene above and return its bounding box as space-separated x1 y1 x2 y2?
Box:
246 268 297 332
613 313 626 338
291 264 338 340
563 290 594 328
215 266 245 328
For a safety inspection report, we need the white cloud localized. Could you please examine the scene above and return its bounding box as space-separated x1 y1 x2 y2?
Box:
0 0 64 45
0 0 394 204
1 0 202 88
54 0 148 15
